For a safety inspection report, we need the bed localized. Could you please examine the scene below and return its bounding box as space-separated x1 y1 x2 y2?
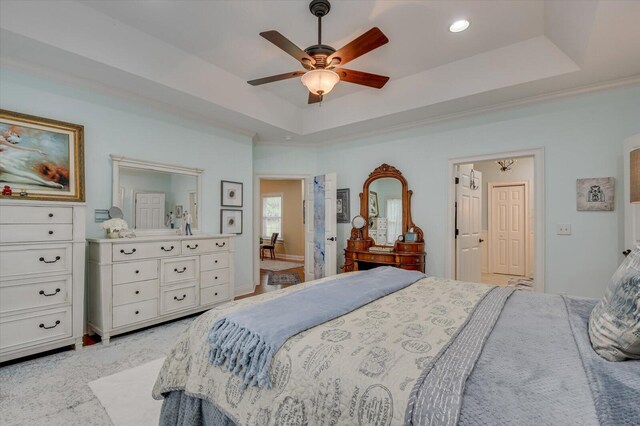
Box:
152 272 640 426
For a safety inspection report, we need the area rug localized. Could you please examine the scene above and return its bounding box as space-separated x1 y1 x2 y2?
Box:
507 277 534 291
89 358 165 426
260 259 302 271
267 272 302 286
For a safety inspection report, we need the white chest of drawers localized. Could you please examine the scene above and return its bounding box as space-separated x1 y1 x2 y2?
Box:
0 200 86 363
86 234 235 344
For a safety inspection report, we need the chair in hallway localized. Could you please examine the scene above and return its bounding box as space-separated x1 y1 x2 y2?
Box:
261 233 279 260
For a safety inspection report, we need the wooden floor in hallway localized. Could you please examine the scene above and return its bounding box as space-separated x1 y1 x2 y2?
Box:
236 260 305 300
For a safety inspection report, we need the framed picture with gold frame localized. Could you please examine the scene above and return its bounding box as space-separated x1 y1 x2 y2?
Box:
0 109 84 202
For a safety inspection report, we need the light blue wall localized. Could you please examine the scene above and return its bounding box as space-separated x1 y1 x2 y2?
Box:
0 70 255 293
256 85 640 298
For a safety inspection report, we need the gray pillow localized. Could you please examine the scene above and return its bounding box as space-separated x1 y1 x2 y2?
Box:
588 245 640 361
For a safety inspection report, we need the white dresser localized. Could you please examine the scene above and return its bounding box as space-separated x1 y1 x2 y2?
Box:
0 200 86 363
87 234 235 344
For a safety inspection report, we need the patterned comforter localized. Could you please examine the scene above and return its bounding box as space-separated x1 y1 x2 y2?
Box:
153 276 497 425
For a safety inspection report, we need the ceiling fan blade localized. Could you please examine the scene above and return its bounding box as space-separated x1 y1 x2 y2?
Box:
247 71 305 86
308 92 322 104
327 27 389 67
260 31 315 66
335 68 389 89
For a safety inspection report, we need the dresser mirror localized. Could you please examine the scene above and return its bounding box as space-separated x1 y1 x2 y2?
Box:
111 155 203 235
368 177 403 246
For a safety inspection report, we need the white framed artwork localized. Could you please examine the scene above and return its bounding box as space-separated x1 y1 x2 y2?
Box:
221 209 243 234
576 177 615 211
221 180 243 207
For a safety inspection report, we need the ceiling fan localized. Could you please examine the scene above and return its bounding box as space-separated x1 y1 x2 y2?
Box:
248 0 390 104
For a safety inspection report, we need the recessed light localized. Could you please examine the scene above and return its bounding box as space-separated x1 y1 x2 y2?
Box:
449 19 470 33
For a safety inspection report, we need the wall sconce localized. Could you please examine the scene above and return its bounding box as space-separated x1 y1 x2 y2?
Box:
631 148 640 204
496 159 517 173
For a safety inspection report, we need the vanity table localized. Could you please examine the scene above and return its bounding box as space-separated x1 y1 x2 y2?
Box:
87 156 235 344
342 164 426 273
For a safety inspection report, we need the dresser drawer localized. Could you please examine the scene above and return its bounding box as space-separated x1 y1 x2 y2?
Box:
112 299 158 329
0 307 72 352
162 257 199 285
201 253 229 271
112 260 158 285
0 224 73 243
112 240 181 262
0 275 72 315
112 280 159 307
0 205 73 224
190 238 230 253
161 284 197 314
355 252 396 263
200 284 230 306
0 244 72 279
201 269 230 288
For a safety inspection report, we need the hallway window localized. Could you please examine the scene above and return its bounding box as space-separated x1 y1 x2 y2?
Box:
262 194 282 238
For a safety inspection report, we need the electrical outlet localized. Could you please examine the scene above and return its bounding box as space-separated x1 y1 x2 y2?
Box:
557 224 571 235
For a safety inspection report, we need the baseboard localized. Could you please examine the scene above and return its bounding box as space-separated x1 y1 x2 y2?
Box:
273 254 304 262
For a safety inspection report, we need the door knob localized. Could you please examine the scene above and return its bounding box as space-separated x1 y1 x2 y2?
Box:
623 249 631 257
479 238 485 243
327 237 336 241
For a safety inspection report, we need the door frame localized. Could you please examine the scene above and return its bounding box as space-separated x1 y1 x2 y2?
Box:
252 173 311 295
624 133 640 253
446 148 545 292
487 180 530 277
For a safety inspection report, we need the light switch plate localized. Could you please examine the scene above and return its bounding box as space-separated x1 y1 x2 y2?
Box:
557 223 571 235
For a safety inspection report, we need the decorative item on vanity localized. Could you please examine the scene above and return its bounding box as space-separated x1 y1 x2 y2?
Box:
221 181 243 207
183 211 193 236
1 109 85 202
342 164 426 273
221 209 243 234
336 188 350 223
496 159 517 173
2 185 11 196
102 218 128 239
87 234 235 345
0 199 86 362
576 177 615 211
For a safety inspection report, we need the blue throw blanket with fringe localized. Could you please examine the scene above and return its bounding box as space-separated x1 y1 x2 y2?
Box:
208 266 426 388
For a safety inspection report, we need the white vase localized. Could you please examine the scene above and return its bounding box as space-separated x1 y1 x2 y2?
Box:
107 230 120 239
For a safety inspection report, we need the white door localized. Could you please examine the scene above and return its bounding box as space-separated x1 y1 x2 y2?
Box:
305 173 337 281
135 192 165 229
456 165 482 282
624 134 640 253
490 184 526 276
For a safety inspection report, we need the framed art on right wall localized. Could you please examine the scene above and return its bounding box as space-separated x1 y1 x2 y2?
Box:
577 177 615 211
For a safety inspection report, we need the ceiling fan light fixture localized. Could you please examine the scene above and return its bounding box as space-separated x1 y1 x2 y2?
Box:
449 19 470 33
301 69 340 96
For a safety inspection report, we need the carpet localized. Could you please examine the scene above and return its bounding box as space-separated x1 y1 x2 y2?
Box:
267 272 302 286
260 259 302 271
89 358 165 426
507 277 534 291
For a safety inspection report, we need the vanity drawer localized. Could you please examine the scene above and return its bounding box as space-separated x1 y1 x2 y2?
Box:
112 240 181 262
161 284 197 314
0 307 72 351
200 253 229 271
0 224 73 243
201 269 230 288
162 257 199 285
200 284 230 306
112 260 158 285
0 205 73 224
112 299 158 329
355 252 396 264
112 280 159 307
0 244 72 279
194 238 230 253
0 275 72 315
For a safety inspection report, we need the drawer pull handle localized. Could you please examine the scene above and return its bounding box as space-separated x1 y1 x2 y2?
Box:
120 248 137 255
39 256 61 264
161 246 175 252
215 242 226 248
215 260 218 264
48 213 54 218
174 267 187 273
135 290 140 295
48 230 54 235
215 276 218 280
135 270 140 274
39 288 61 297
135 310 140 315
187 244 199 250
215 292 218 296
174 294 187 301
39 320 60 330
